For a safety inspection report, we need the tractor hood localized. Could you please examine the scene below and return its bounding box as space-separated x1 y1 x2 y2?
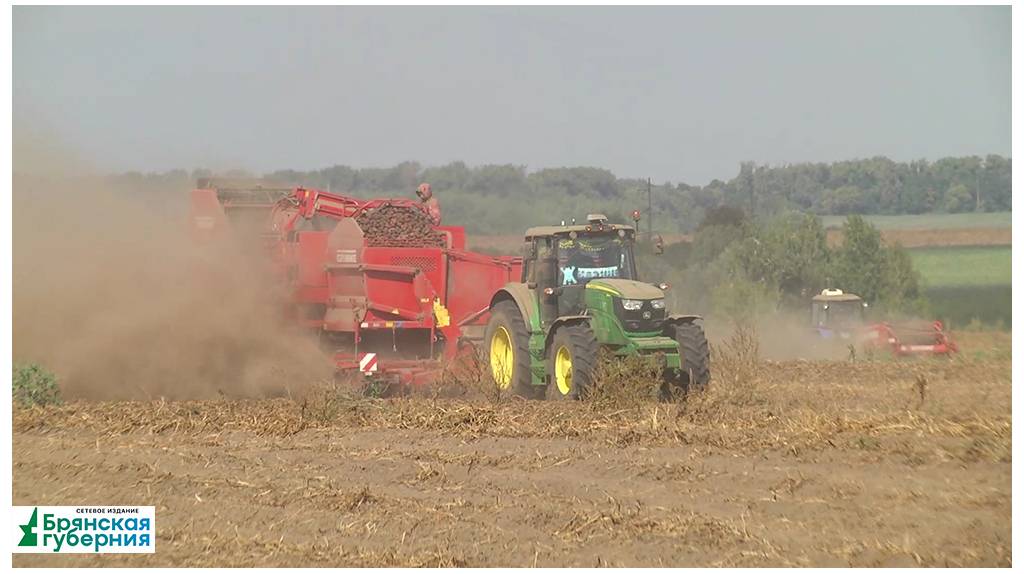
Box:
586 278 664 300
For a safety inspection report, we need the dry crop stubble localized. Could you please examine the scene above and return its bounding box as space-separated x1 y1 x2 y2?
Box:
15 326 1009 465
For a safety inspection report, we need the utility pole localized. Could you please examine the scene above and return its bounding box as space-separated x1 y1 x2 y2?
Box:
647 177 653 238
975 162 982 212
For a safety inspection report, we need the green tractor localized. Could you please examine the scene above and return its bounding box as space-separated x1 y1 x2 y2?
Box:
483 214 710 400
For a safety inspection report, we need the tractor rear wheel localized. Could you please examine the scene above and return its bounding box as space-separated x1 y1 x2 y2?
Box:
484 301 539 399
545 323 599 400
665 322 711 397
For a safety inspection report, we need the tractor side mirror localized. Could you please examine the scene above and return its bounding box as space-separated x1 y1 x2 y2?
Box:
653 234 664 255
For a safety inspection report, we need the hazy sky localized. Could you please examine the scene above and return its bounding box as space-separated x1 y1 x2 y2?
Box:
14 6 1011 184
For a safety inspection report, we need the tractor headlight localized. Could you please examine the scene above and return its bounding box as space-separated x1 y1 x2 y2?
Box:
621 299 643 311
650 299 665 310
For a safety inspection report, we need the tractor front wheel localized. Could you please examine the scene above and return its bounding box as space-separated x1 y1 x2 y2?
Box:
484 301 539 399
545 323 599 400
664 322 711 398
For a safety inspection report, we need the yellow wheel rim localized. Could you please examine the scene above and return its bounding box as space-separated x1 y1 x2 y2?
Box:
554 345 573 396
489 325 514 389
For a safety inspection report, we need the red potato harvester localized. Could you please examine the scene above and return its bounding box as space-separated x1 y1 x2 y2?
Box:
190 180 522 389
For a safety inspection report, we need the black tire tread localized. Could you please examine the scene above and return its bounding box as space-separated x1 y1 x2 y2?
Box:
673 322 711 391
485 300 538 398
546 322 599 400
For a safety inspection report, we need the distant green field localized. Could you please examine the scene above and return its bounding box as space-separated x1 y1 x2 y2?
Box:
924 285 1011 329
910 245 1011 287
909 245 1011 329
821 211 1011 230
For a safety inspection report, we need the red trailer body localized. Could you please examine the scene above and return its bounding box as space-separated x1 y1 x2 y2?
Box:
314 214 520 384
328 246 522 385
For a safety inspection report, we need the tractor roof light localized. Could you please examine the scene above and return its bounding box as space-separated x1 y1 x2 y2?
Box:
658 282 670 291
587 213 608 224
543 287 555 296
631 209 641 222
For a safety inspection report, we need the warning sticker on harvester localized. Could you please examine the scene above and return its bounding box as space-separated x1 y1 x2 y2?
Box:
335 249 357 264
359 353 378 374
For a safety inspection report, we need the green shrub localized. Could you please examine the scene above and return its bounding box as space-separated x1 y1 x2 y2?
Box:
13 363 62 407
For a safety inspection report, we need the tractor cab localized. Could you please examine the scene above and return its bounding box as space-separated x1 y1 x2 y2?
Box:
523 214 650 322
811 289 868 338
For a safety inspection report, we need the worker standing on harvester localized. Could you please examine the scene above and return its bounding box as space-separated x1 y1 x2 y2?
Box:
416 183 442 225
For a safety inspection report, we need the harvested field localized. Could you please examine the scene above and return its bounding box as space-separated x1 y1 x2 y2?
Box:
12 333 1011 567
829 227 1011 249
819 212 1012 231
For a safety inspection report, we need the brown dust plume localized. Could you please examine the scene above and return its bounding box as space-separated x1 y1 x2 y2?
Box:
13 146 332 400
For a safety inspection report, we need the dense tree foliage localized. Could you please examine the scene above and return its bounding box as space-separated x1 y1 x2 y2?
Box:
640 212 923 322
727 214 832 306
829 215 922 312
104 155 1010 234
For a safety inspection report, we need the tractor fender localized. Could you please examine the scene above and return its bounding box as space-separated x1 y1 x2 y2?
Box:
489 284 539 331
663 314 703 332
543 315 592 354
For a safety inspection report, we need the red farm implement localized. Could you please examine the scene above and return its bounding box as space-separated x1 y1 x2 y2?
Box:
861 320 958 357
190 181 521 389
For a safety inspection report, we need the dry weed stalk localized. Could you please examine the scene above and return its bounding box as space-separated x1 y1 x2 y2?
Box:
586 351 664 409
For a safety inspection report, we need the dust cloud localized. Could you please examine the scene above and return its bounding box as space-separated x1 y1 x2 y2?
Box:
12 135 333 401
704 313 854 362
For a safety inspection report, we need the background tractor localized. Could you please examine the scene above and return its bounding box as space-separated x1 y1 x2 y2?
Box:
811 288 869 340
484 214 710 400
810 288 958 356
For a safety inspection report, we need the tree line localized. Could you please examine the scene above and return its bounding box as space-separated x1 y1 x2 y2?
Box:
108 155 1011 234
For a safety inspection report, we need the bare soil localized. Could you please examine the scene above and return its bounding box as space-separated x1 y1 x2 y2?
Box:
12 336 1011 567
828 227 1012 249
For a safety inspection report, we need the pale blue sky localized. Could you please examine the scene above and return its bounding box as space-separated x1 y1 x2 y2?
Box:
14 6 1011 184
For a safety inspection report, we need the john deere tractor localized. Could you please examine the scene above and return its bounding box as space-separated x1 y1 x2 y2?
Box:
484 214 710 400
